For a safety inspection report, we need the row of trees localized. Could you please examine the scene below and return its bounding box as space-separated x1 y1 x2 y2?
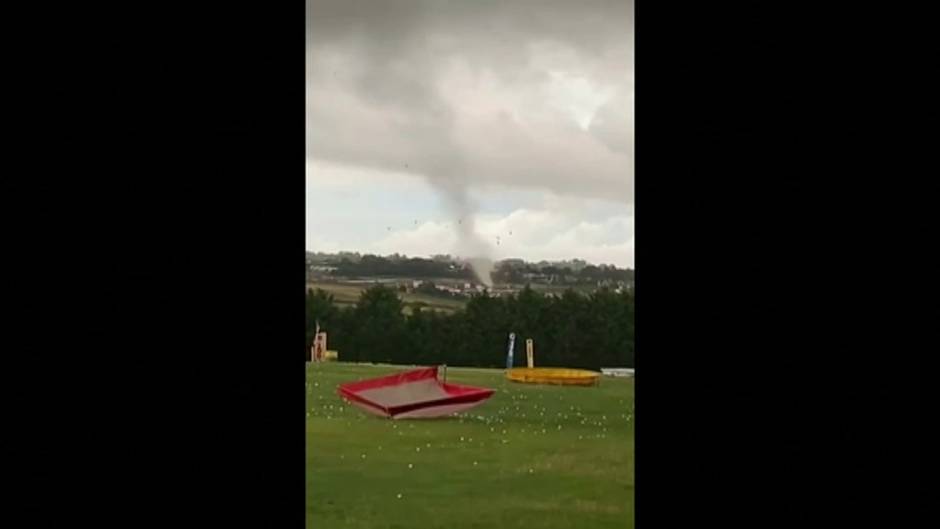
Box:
330 255 474 280
491 261 634 285
308 252 635 286
306 284 634 369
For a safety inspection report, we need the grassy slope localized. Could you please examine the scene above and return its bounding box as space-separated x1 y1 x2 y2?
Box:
306 363 634 529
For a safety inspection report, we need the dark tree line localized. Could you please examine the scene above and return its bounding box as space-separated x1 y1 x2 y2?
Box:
491 261 634 285
329 255 474 280
306 284 634 369
311 253 635 286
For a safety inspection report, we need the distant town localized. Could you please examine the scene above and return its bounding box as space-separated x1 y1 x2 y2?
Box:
307 251 634 303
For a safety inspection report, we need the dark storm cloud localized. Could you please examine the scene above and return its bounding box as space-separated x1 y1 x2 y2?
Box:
306 0 633 203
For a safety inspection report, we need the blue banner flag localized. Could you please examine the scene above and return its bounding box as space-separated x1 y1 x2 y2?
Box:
506 332 516 369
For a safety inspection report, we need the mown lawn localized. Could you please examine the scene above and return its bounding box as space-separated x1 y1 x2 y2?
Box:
306 363 634 529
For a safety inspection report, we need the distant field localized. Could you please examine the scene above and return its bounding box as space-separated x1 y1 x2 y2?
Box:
307 282 365 305
306 363 634 529
308 281 467 314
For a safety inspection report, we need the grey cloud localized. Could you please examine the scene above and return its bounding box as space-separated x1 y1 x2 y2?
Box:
590 88 634 157
306 0 633 268
307 1 632 53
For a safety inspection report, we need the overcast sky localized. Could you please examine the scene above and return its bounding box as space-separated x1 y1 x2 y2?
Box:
306 0 633 267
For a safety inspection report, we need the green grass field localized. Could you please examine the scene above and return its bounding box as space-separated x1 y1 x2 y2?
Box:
306 363 634 529
307 282 365 304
